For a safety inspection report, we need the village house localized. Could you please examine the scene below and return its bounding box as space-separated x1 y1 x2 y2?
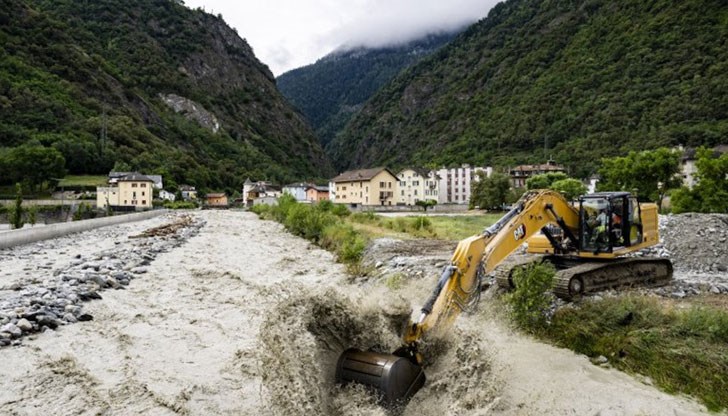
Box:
159 189 176 201
205 193 228 207
97 172 154 211
509 160 566 188
243 179 281 207
306 185 329 202
396 168 439 206
179 185 197 201
282 182 314 202
108 171 163 189
436 164 492 205
330 167 398 207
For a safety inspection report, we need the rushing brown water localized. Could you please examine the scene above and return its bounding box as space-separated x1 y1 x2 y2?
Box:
0 211 711 415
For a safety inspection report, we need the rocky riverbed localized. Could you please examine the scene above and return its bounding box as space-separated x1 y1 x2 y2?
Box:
0 210 717 415
0 214 203 346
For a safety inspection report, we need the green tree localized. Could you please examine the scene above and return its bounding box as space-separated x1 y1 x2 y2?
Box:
415 199 437 212
671 148 728 213
526 172 568 190
470 171 511 210
551 178 587 201
2 145 66 192
599 148 681 211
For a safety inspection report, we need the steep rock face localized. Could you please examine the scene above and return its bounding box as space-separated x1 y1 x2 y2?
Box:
277 32 458 148
329 0 728 176
0 0 332 189
160 94 220 133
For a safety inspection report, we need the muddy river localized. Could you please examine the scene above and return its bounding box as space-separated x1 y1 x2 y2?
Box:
0 211 711 415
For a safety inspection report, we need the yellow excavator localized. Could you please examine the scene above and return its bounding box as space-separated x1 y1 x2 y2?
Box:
336 189 672 405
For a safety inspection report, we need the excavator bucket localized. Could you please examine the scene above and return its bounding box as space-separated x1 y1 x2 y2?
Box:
336 349 426 405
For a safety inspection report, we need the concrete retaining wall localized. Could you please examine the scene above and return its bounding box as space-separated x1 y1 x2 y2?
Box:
0 209 168 250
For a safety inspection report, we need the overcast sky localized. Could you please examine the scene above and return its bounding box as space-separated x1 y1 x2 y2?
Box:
183 0 500 76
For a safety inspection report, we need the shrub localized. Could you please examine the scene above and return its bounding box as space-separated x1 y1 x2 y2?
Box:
284 203 336 242
411 216 432 231
163 200 197 209
504 262 556 332
330 203 351 217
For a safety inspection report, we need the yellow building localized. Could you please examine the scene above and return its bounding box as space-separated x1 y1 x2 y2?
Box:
331 167 398 206
205 193 228 207
396 168 439 206
97 173 154 211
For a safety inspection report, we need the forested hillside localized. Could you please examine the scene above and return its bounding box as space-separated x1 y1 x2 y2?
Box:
277 33 457 147
0 0 332 192
329 0 728 177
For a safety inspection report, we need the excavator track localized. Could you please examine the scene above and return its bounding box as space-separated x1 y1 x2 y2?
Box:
493 256 543 290
552 257 673 300
495 256 673 301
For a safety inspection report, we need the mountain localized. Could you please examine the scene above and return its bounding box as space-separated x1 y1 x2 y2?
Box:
276 32 458 148
0 0 333 192
328 0 728 178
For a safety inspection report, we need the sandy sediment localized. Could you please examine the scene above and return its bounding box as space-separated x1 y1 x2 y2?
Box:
0 210 716 415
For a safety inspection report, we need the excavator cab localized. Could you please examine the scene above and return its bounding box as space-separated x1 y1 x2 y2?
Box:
579 192 642 253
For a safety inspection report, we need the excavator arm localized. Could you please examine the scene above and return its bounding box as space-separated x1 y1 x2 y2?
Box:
336 190 580 405
403 190 579 346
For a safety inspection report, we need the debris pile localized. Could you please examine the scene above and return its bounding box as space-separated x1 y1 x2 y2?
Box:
657 213 728 273
129 215 193 239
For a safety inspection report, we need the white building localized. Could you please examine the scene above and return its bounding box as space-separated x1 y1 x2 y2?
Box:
436 164 492 205
159 190 176 201
282 182 313 202
396 168 439 206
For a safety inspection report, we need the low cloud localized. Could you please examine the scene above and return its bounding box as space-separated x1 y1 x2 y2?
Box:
321 0 500 51
185 0 500 75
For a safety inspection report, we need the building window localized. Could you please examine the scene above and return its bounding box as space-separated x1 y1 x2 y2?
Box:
141 183 147 188
142 192 145 196
142 200 146 205
414 190 418 196
401 190 404 196
132 183 138 188
400 181 406 186
388 182 392 188
380 182 385 187
413 181 419 186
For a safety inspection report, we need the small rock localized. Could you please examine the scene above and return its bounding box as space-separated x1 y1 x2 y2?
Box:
131 267 148 275
710 286 722 294
1 323 22 338
16 318 33 332
63 313 78 323
592 355 608 365
375 261 383 269
77 314 93 322
671 290 686 299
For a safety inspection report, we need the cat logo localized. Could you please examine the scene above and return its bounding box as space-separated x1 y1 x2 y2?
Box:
513 224 526 241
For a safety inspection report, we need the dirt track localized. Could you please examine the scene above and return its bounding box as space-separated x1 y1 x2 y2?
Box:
0 211 714 415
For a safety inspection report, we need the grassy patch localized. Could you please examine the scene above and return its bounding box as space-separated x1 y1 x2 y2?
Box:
58 175 108 187
426 214 502 240
535 295 728 411
346 212 500 241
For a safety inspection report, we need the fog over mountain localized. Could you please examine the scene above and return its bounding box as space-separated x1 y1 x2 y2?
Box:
184 0 499 74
